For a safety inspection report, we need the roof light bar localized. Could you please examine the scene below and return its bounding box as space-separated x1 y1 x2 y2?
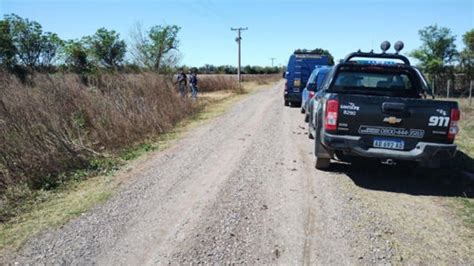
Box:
380 41 391 53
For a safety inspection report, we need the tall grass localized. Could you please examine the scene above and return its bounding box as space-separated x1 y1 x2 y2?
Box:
196 74 280 92
198 75 244 92
0 72 241 200
241 74 282 85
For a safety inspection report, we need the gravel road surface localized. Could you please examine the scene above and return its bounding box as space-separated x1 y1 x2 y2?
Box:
5 81 473 264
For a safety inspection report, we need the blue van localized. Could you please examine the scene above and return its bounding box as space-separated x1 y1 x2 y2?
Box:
284 53 330 107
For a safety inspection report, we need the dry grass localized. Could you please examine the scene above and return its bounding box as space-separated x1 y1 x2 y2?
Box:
451 98 474 226
0 71 242 222
0 82 252 253
242 74 282 85
196 74 281 92
456 98 474 157
197 75 244 93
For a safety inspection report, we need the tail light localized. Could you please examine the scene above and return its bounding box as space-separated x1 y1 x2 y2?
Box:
447 108 460 141
324 99 339 131
309 91 315 99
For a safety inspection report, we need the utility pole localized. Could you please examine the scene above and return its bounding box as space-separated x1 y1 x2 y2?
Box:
270 57 275 67
231 27 248 82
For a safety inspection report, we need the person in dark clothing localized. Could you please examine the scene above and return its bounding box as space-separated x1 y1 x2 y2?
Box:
176 70 187 97
189 71 198 99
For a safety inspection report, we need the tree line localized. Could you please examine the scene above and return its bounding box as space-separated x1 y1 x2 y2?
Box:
409 25 474 93
0 14 283 78
181 64 283 75
0 14 181 75
0 14 472 80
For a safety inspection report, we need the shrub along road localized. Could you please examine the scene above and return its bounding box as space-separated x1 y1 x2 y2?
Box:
4 81 473 264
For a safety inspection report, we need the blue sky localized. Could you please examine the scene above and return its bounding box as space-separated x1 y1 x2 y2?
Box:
1 0 472 67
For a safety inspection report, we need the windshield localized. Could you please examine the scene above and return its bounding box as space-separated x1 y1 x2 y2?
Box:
330 66 420 97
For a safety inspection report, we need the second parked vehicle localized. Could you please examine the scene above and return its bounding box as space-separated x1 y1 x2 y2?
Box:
301 66 332 121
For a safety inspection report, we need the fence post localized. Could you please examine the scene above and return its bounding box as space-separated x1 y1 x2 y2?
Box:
470 80 473 106
447 79 451 98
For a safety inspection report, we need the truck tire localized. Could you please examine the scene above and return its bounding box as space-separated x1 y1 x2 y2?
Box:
284 100 289 106
315 157 330 169
307 117 314 139
300 106 305 114
304 113 309 123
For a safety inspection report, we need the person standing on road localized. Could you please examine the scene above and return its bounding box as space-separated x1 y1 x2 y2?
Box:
176 70 187 97
189 70 199 99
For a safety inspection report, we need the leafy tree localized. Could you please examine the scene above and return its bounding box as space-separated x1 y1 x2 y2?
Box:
40 32 63 67
409 25 458 76
130 23 181 72
0 19 16 67
5 14 44 68
87 28 126 69
148 25 180 70
63 39 92 73
460 29 474 77
462 29 474 52
294 48 335 65
1 14 63 69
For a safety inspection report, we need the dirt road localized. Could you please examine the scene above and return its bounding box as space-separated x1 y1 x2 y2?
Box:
6 81 473 264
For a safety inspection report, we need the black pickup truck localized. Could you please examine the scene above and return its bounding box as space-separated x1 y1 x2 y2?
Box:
308 43 460 169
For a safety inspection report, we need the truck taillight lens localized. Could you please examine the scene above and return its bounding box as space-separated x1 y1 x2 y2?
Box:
325 99 339 131
309 91 315 99
448 108 460 141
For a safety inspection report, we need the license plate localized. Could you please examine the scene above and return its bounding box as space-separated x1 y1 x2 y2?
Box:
294 79 301 87
373 138 404 150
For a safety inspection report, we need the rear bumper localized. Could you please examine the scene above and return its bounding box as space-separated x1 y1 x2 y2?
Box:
284 91 301 103
322 132 457 163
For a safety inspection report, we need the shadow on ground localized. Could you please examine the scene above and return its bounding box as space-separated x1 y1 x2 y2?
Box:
328 150 474 198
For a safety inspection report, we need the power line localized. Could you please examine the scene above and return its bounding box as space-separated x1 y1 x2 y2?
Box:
231 27 248 82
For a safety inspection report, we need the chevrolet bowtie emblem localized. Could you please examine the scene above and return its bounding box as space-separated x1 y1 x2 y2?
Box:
383 117 402 124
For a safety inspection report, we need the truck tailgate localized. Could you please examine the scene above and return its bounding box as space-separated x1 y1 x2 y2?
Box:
336 95 458 151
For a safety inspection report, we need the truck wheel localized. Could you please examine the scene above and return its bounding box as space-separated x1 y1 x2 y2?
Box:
308 120 314 139
315 157 330 169
304 113 309 123
284 100 289 106
300 106 305 114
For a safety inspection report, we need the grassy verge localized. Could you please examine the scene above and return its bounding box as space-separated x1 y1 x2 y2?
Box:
451 98 474 227
0 84 265 254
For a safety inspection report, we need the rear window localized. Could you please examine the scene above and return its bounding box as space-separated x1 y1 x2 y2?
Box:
330 66 420 97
